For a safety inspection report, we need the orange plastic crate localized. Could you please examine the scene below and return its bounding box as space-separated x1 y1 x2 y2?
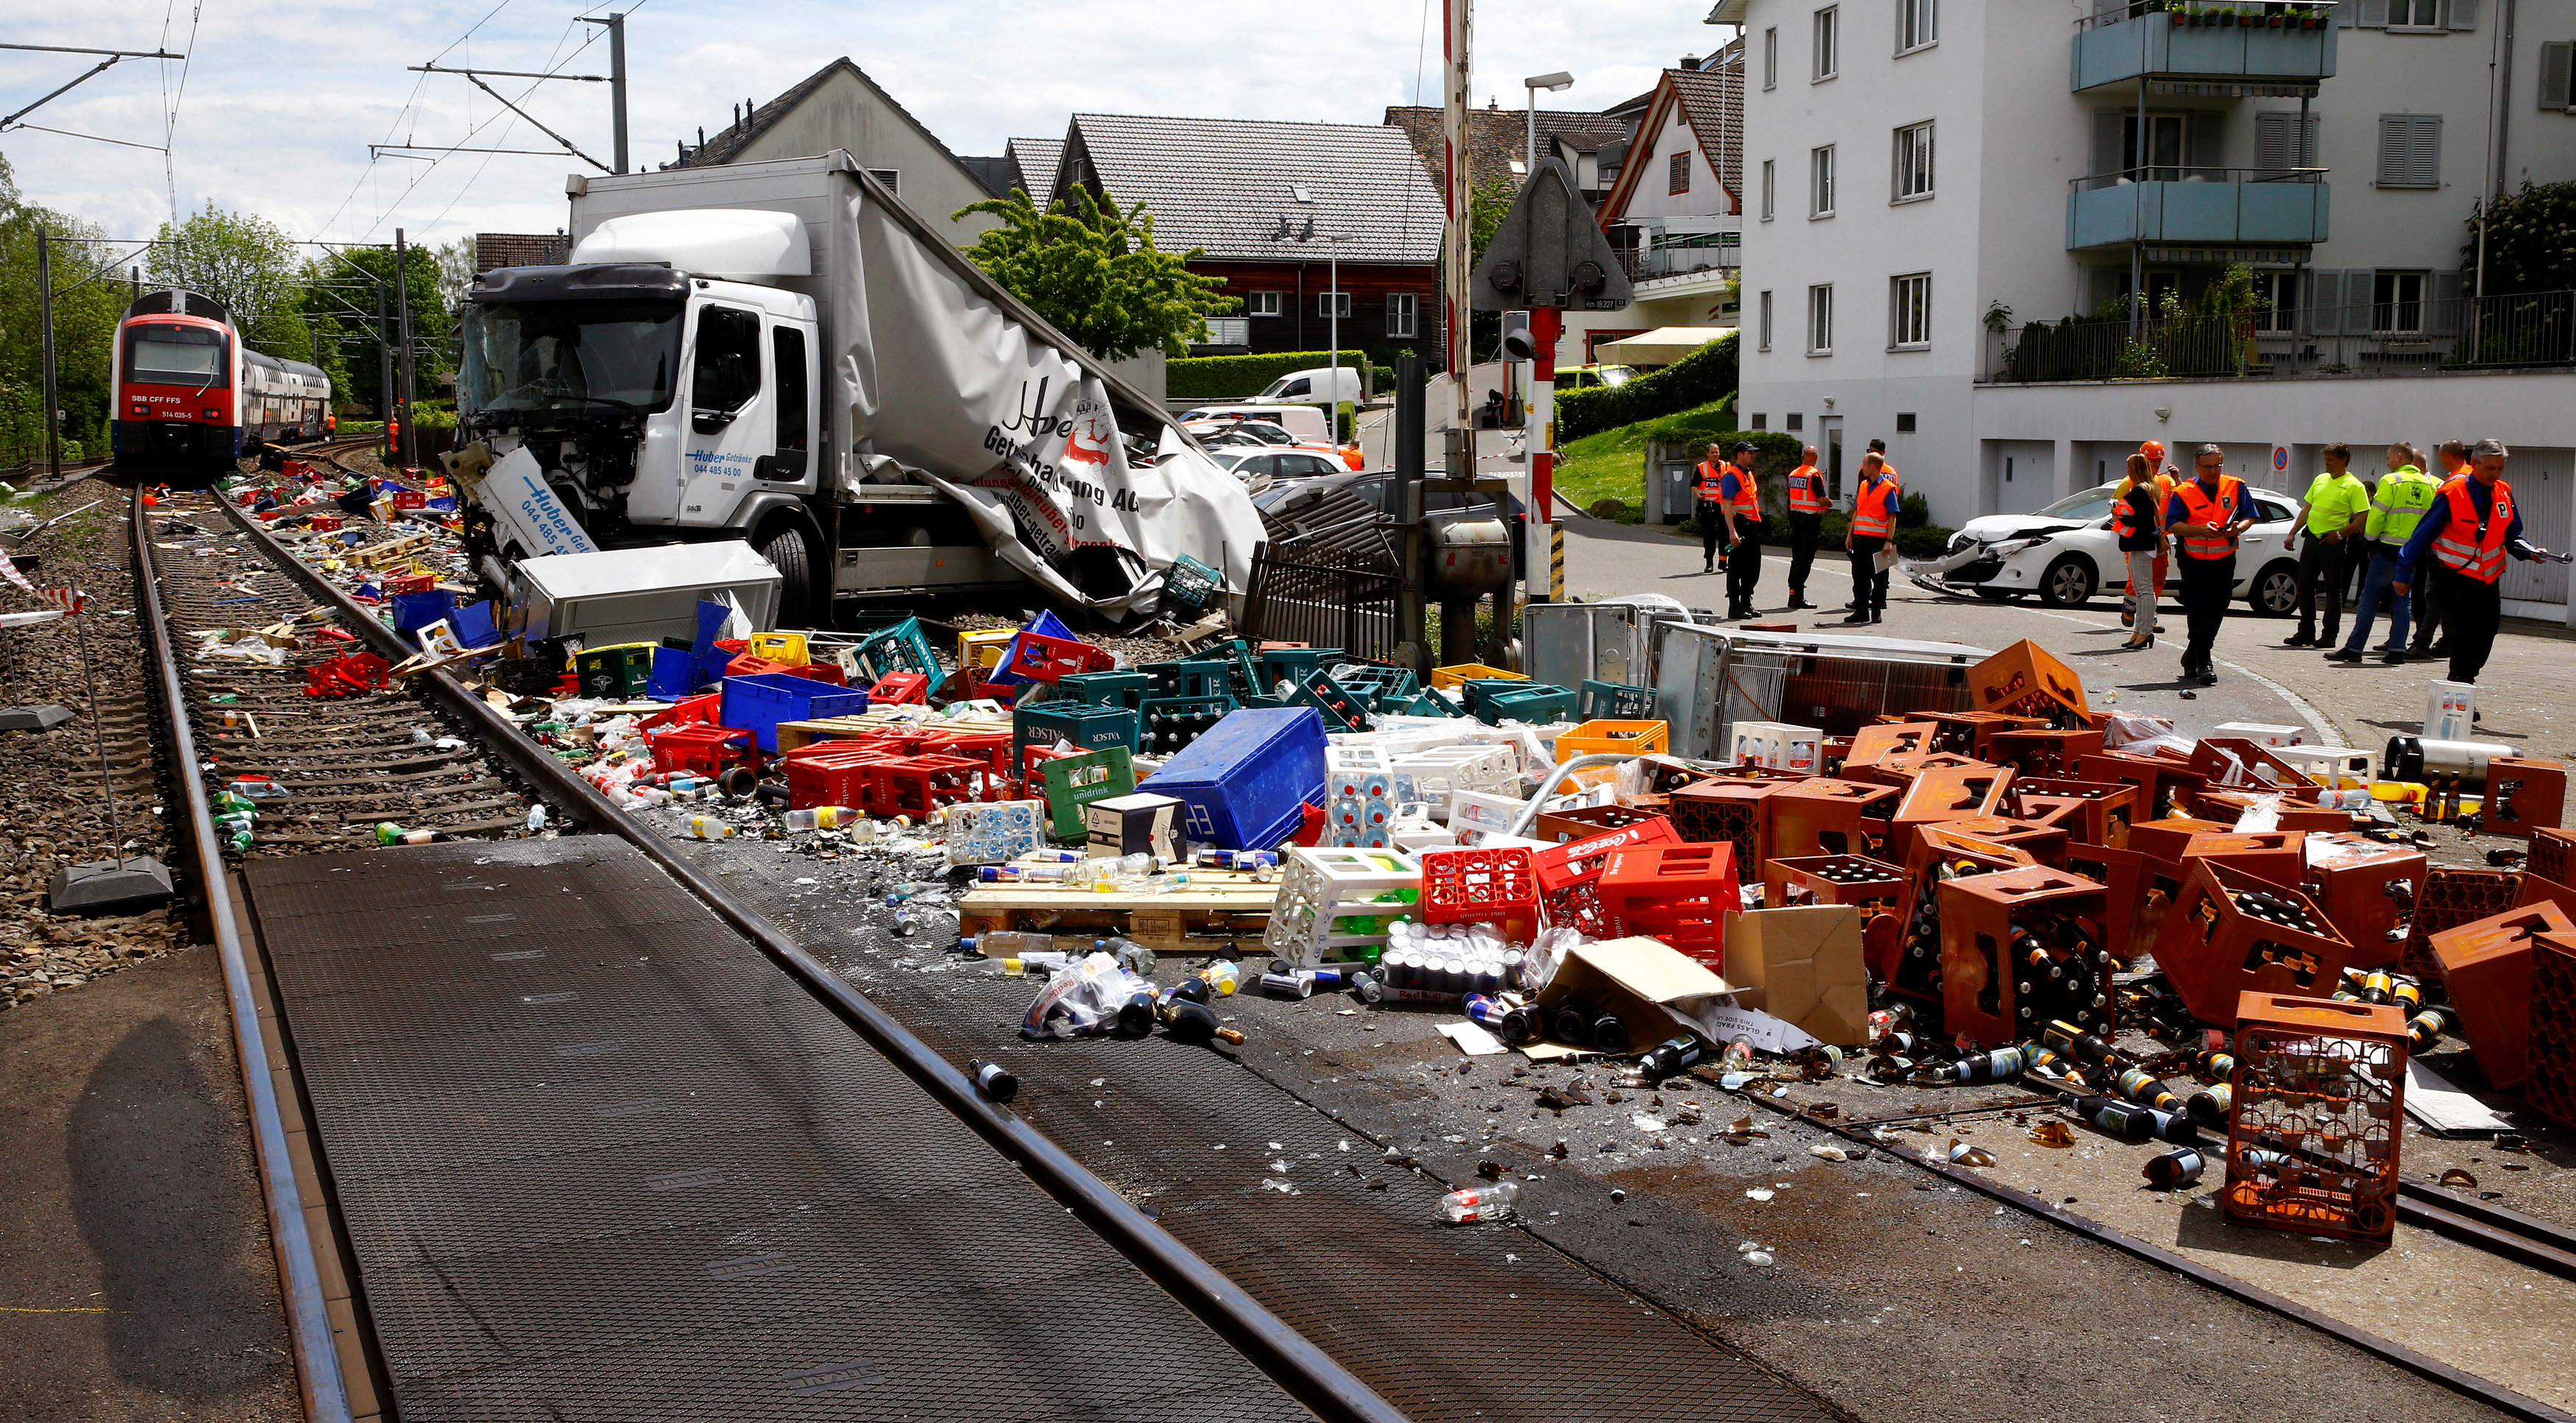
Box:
2224 992 2406 1243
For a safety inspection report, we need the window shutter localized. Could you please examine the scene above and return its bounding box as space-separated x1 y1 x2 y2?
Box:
2410 114 2441 186
2091 110 2126 175
2446 0 2479 29
2429 270 2464 335
2540 41 2574 110
2346 269 2378 334
2257 113 2290 174
2307 269 2343 335
2356 0 2388 25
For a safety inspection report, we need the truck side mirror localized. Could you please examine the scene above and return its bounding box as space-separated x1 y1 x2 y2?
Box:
693 407 738 433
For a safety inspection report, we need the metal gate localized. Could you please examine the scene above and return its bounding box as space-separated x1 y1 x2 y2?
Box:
1239 545 1404 661
2502 447 2572 607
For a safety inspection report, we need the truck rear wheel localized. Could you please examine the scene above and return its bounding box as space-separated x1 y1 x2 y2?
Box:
758 526 819 626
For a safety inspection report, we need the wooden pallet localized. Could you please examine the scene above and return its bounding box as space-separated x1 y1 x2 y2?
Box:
775 711 1014 755
957 872 1281 954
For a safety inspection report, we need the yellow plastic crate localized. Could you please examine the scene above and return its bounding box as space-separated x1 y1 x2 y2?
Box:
1553 718 1670 763
961 627 1016 671
1430 663 1527 690
748 631 810 665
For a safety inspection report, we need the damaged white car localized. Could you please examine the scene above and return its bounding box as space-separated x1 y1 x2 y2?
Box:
1903 482 2303 615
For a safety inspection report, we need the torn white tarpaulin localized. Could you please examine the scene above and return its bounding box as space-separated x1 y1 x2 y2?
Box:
832 188 1262 618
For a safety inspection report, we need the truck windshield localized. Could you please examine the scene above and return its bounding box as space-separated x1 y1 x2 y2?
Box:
461 299 682 414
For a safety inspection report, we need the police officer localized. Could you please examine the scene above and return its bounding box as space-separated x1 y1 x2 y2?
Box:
1783 445 1827 610
1843 453 1900 624
1722 441 1766 620
1694 442 1731 575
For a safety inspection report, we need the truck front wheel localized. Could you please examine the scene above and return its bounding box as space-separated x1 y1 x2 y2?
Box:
757 526 819 626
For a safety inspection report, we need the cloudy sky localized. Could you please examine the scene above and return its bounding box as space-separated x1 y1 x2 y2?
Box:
4 0 1725 248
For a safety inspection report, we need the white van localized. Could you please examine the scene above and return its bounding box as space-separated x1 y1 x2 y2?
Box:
1244 366 1366 409
1177 403 1333 444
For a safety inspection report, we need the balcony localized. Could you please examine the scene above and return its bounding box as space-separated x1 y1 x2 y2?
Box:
2067 166 2329 250
1984 290 2576 384
2073 4 2338 92
1616 231 1740 284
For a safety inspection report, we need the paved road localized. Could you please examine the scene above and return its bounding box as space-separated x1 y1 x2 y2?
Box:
1560 512 2573 758
0 946 299 1423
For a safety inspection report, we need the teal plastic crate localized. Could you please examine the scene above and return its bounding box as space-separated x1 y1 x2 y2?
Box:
1059 669 1151 713
1013 701 1140 755
1163 553 1224 613
1459 677 1539 720
1139 694 1237 757
1479 684 1578 727
1404 687 1466 718
1579 678 1659 719
850 616 941 682
1289 666 1370 732
1257 647 1341 692
1330 662 1419 711
1139 659 1231 699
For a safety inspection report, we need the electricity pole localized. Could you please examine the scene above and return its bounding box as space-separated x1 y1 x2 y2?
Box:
393 229 417 471
37 227 58 481
1442 0 1473 449
581 12 630 174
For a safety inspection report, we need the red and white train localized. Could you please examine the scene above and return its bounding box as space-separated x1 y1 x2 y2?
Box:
110 288 332 479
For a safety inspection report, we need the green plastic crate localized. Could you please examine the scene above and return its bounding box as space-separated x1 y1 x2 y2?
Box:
1041 746 1136 840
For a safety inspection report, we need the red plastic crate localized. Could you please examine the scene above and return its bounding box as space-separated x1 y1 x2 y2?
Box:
1002 631 1115 682
786 744 895 810
387 573 435 596
646 723 760 779
302 651 389 699
1420 845 1538 940
726 653 845 685
638 692 721 733
1535 816 1680 936
1599 841 1741 969
870 671 930 705
392 490 426 509
860 753 986 816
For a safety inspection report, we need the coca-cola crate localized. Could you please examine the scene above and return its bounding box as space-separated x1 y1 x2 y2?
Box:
2485 757 2568 840
2009 777 2140 846
2527 931 2576 1131
2299 833 2428 972
2399 867 2523 984
1420 845 1539 942
2081 749 2210 822
2225 992 2407 1243
870 671 931 705
1763 777 1902 866
1534 817 1678 937
1669 777 1783 875
1938 865 2114 1050
1920 710 2046 760
1988 727 2107 779
2155 862 2353 1025
1003 630 1117 683
2430 900 2574 1090
859 753 988 816
1599 842 1740 969
1883 827 2038 1009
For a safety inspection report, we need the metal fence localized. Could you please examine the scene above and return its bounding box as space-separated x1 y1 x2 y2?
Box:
1616 233 1739 283
1239 543 1404 662
1989 289 2576 384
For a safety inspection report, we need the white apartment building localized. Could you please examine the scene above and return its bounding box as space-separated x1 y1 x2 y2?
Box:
1722 0 2576 619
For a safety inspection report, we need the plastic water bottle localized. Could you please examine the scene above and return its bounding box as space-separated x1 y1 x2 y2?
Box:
1203 960 1243 996
525 805 548 832
783 805 855 831
684 815 736 841
1438 1179 1521 1224
963 930 1055 958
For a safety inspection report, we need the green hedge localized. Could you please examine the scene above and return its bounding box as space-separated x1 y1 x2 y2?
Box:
1168 350 1371 401
1557 331 1738 441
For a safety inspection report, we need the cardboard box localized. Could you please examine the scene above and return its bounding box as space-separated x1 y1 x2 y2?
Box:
1086 791 1189 861
1721 905 1870 1047
1535 936 1733 1049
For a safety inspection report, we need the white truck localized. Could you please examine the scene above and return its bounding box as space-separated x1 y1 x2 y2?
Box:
453 149 1259 621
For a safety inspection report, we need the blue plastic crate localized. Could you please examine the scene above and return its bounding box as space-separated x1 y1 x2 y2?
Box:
1579 678 1659 719
1013 701 1140 755
1141 706 1328 850
722 674 871 753
389 589 456 635
988 610 1078 689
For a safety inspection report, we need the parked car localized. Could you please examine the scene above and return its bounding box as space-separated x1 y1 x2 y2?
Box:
1214 448 1352 481
1904 481 2304 614
1177 403 1332 444
1552 363 1636 392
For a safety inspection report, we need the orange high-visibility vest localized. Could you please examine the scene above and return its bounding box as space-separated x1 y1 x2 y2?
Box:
1727 463 1763 522
2113 479 2152 540
2173 476 2245 559
1786 464 1827 514
1850 475 1899 537
2430 476 2516 583
1695 460 1727 504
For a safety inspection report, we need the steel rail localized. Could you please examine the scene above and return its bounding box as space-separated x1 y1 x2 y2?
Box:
209 495 1411 1423
130 488 355 1423
1736 1081 2576 1423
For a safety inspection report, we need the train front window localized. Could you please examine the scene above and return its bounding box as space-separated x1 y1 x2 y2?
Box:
461 299 682 414
124 325 227 386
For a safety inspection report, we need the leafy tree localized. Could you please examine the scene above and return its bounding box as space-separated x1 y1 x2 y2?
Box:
0 152 131 457
952 187 1237 361
293 242 452 415
147 202 312 359
1466 174 1516 268
2461 180 2576 297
